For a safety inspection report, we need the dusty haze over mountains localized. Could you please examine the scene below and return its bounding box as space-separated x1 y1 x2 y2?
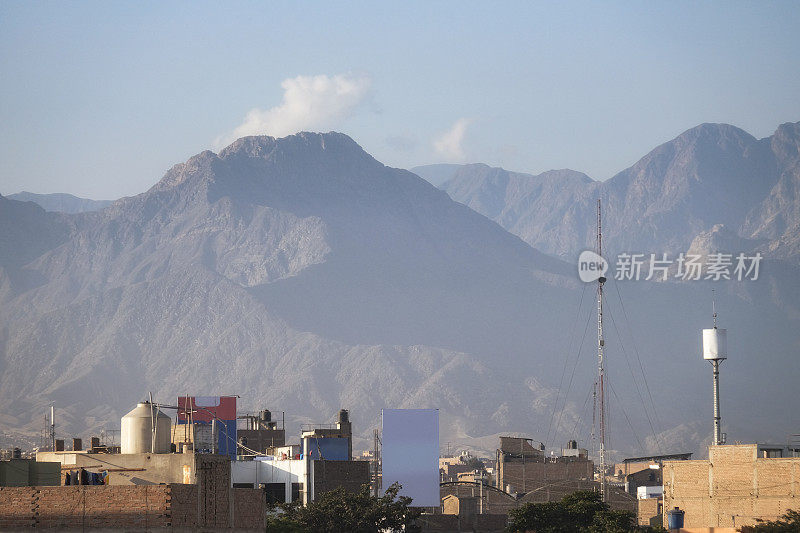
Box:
6 192 112 215
1 124 799 459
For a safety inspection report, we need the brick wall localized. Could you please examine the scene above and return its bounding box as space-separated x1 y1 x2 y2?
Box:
0 483 266 530
0 486 170 530
233 487 265 529
637 497 661 526
313 459 370 498
195 453 232 527
168 483 199 528
417 512 507 532
663 445 800 529
440 483 518 515
499 460 594 494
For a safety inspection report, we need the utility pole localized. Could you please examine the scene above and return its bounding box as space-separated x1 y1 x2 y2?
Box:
50 404 56 452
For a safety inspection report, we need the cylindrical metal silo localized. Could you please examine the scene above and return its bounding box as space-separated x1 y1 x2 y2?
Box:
121 401 172 454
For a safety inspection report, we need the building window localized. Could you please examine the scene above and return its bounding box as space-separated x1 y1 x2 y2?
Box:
292 482 302 502
262 483 285 504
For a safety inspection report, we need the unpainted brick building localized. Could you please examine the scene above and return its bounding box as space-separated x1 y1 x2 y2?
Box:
662 444 800 529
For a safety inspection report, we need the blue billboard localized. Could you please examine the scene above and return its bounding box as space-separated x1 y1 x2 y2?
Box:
381 409 439 507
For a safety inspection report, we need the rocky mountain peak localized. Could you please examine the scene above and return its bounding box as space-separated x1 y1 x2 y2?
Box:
150 132 380 198
771 121 800 162
218 131 372 163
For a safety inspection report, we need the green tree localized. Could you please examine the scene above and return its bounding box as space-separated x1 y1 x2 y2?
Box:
740 509 800 532
507 490 640 533
463 456 486 471
507 500 573 532
587 510 637 533
561 490 608 528
265 483 422 533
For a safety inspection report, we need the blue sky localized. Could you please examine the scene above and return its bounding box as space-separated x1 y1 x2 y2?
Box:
2 1 799 199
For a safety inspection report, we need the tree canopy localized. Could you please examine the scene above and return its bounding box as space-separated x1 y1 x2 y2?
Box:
507 490 640 533
740 509 800 532
265 483 422 533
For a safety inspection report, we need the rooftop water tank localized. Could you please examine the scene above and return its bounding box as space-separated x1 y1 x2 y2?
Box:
702 328 727 360
121 401 172 454
666 507 685 529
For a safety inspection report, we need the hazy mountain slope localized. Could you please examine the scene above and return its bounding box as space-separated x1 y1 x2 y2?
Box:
410 164 461 186
8 192 113 214
0 133 581 450
442 122 799 261
741 122 800 258
1 130 798 458
0 195 72 270
441 165 594 257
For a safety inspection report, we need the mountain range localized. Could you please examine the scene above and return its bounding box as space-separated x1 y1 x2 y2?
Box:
1 124 799 459
7 192 112 214
415 122 800 263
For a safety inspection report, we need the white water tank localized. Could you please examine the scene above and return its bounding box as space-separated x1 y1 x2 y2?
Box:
702 328 727 360
121 401 172 454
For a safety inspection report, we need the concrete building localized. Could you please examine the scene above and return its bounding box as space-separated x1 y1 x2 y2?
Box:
232 455 307 503
425 494 507 532
494 436 543 493
300 409 353 461
560 440 588 459
456 470 489 484
488 437 635 513
231 451 369 504
494 437 593 495
37 449 205 486
614 452 691 527
441 463 475 483
754 442 800 458
613 452 692 480
236 409 286 454
440 453 482 483
625 464 662 497
440 477 636 518
662 444 800 529
440 482 519 516
230 409 368 505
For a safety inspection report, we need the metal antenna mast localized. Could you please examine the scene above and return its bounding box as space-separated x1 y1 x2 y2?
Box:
596 199 607 502
712 290 717 328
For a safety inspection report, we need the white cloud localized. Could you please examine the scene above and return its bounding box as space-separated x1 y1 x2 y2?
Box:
217 73 371 147
433 118 471 161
